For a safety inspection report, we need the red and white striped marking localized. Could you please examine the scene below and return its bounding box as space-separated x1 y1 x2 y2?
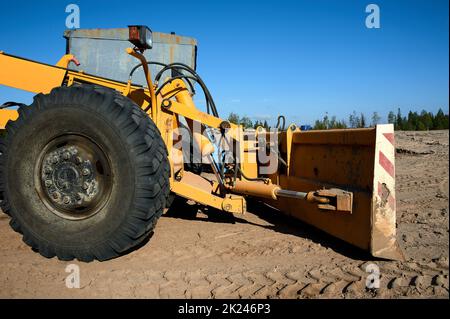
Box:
371 124 399 258
374 126 396 211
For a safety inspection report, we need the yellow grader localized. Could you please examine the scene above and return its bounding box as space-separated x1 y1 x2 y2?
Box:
0 26 403 261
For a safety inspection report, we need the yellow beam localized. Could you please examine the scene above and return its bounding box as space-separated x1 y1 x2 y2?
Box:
0 52 67 94
0 109 18 130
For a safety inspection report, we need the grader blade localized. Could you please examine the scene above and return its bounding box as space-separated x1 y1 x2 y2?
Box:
265 124 404 260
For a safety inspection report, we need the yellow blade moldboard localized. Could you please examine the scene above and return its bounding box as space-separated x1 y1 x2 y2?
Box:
266 124 404 260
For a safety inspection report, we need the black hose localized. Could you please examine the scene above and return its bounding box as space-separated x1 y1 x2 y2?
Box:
129 61 196 94
155 62 198 82
155 64 210 98
157 65 212 114
0 102 27 109
237 166 268 182
130 61 219 117
276 115 286 131
155 75 204 101
155 63 219 117
154 75 212 115
129 61 167 79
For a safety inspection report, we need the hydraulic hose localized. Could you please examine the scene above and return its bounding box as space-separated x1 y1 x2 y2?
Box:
129 61 196 94
155 63 219 117
0 102 27 109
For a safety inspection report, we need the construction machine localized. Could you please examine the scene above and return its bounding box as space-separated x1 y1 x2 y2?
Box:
0 26 403 262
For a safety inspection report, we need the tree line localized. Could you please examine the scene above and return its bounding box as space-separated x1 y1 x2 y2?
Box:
227 112 270 130
387 108 448 131
313 111 380 129
227 108 449 131
312 109 449 130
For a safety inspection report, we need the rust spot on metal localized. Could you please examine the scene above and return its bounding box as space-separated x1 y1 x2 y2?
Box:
170 45 174 64
379 182 390 207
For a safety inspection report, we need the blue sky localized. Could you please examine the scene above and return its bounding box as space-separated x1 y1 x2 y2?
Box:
0 0 448 125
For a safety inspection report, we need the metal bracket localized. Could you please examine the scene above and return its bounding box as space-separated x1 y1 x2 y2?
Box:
222 195 247 214
316 188 353 213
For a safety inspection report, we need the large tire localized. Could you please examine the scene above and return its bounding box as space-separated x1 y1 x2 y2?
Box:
0 85 170 261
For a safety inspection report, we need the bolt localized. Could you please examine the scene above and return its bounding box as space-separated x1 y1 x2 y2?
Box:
82 182 89 190
224 204 232 212
63 196 71 205
63 152 71 160
52 191 60 200
75 156 82 165
44 180 52 187
75 194 82 201
82 168 90 176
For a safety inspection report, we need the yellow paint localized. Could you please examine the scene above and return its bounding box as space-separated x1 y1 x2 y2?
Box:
0 52 66 94
172 180 245 214
0 109 18 129
55 54 78 68
125 48 157 119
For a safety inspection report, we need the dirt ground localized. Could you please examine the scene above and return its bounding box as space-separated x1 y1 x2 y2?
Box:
0 130 448 299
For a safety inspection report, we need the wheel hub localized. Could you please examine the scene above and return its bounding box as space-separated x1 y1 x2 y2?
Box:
41 145 98 209
37 135 112 220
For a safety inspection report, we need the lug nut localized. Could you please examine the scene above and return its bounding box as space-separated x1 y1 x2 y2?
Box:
82 182 89 190
82 168 90 176
52 156 59 164
44 166 52 174
63 152 71 160
52 191 60 200
75 156 82 165
44 180 52 187
63 196 71 204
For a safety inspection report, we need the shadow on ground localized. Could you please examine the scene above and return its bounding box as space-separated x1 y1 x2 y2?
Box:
164 196 375 261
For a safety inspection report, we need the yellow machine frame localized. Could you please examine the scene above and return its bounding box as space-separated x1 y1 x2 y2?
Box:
0 49 404 260
0 51 247 214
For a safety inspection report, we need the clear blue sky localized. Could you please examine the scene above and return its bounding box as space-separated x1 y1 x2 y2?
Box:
0 0 448 125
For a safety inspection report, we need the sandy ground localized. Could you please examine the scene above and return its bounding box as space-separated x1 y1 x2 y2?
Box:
0 130 448 299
